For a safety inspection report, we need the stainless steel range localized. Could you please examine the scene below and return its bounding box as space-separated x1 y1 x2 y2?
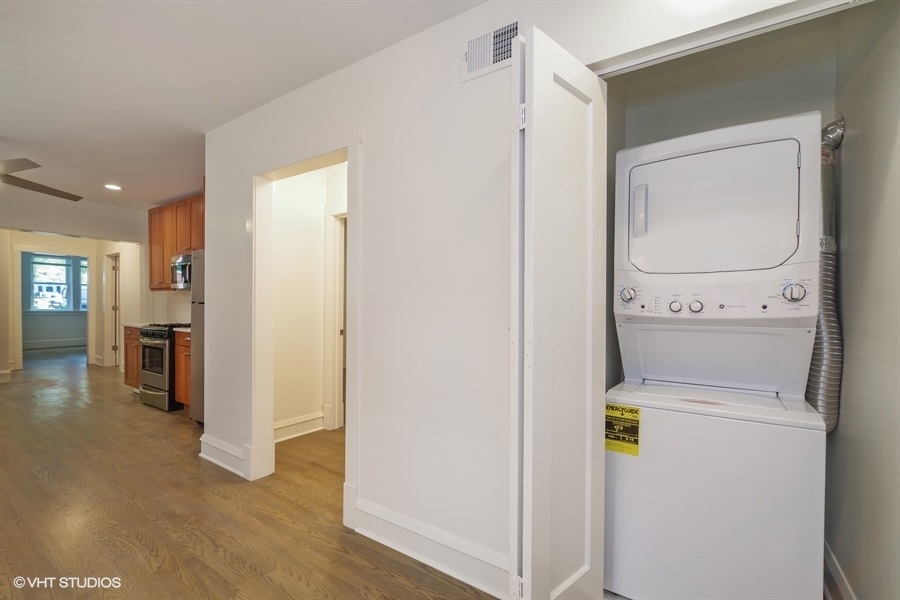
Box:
139 323 189 411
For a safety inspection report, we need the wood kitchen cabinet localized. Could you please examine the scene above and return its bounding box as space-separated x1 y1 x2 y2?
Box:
174 331 191 412
124 326 141 388
174 193 204 254
149 192 204 291
148 203 176 289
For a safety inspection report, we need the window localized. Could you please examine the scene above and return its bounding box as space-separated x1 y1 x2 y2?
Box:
23 253 88 312
80 258 88 310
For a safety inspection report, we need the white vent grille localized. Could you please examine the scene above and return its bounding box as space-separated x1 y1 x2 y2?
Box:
462 21 519 82
492 22 517 64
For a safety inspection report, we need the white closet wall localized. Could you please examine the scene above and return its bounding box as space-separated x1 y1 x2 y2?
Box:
828 2 900 599
272 170 327 441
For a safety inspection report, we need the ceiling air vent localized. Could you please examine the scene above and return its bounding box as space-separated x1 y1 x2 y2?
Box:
462 21 519 82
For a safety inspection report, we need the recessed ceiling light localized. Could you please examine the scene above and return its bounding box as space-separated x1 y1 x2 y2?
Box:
105 184 122 191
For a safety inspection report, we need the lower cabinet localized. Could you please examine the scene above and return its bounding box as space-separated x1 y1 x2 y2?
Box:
124 326 141 388
175 331 191 413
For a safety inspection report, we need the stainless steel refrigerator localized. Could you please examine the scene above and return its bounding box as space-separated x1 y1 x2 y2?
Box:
190 249 205 423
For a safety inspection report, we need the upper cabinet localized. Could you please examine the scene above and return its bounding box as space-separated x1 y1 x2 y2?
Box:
189 194 204 250
175 193 204 254
149 203 176 289
149 192 204 290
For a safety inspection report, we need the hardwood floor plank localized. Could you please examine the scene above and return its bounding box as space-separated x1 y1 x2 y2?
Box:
1 349 496 600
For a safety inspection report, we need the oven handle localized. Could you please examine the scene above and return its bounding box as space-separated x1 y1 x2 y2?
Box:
139 337 170 347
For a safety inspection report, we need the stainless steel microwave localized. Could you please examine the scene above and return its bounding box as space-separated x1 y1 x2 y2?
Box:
171 254 191 289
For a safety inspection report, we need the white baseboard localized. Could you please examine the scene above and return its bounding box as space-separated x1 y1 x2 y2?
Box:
92 354 105 366
353 498 510 599
825 540 857 600
274 411 324 443
199 433 246 477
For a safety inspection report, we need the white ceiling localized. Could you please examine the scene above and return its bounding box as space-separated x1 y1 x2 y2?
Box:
0 0 484 211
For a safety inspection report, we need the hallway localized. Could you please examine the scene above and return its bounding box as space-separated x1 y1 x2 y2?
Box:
0 349 492 599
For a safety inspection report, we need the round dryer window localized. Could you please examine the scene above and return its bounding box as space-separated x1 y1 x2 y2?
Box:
627 139 801 274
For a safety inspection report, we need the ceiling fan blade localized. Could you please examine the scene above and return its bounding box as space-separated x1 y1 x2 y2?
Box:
1 174 82 201
0 158 41 175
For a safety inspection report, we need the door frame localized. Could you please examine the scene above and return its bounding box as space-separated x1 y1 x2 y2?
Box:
324 213 347 430
249 142 361 517
102 252 121 368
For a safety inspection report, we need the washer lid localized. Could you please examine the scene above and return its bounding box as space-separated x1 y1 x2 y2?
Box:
607 382 826 430
628 139 800 274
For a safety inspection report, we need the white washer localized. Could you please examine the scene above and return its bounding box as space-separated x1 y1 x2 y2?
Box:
606 113 826 600
605 383 825 599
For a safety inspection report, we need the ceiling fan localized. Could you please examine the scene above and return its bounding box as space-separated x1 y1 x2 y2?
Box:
0 158 82 201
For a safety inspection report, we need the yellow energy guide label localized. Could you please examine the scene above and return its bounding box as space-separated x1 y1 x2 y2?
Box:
606 403 640 456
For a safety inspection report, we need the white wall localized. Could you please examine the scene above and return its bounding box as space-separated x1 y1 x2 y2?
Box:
0 229 12 380
0 196 148 244
206 7 515 589
149 290 191 324
325 163 347 212
828 1 900 598
620 21 838 147
114 242 144 332
203 1 850 596
273 169 327 441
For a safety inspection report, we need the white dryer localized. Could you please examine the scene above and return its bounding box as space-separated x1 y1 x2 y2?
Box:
605 113 826 600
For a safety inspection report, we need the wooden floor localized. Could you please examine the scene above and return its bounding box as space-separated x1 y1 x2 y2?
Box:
0 348 495 600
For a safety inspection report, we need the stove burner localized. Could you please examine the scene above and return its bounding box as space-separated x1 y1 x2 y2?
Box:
140 323 190 340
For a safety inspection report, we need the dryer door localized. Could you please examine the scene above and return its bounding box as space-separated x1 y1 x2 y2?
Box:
628 139 800 274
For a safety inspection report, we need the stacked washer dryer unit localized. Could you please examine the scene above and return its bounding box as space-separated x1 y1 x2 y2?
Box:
605 112 826 600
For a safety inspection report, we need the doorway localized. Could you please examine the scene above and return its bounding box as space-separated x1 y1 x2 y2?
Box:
251 146 358 485
19 251 89 362
2 229 142 376
270 158 348 441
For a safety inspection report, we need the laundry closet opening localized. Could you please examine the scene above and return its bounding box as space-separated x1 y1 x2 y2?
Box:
255 149 349 471
597 4 897 598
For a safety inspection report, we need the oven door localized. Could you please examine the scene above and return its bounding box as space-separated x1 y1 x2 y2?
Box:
140 337 170 390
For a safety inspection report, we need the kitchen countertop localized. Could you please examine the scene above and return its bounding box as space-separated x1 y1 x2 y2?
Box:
174 327 191 333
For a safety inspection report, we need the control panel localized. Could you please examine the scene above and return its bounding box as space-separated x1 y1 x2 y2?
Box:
613 262 819 327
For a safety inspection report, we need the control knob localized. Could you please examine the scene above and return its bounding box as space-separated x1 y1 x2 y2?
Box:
620 287 636 302
689 300 703 313
669 300 683 313
782 283 807 302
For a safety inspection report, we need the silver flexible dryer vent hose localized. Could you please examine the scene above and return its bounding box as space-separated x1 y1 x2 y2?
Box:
806 116 845 433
